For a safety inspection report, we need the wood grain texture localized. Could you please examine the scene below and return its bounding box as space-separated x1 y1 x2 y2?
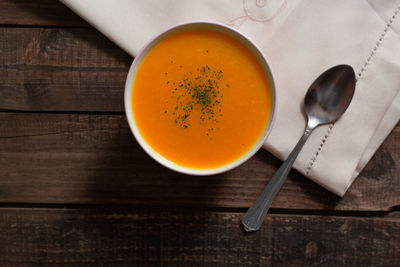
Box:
0 0 88 26
0 208 399 266
0 113 398 211
0 28 131 112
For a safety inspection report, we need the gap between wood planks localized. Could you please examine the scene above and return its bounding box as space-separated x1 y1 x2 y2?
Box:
0 24 90 29
0 109 125 115
0 64 129 73
0 203 398 218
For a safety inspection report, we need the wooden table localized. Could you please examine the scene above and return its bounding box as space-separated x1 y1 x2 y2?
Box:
0 1 399 266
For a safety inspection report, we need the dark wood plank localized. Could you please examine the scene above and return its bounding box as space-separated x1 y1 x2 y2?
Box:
0 27 131 112
0 113 398 211
0 28 129 67
1 68 127 112
0 208 399 266
0 0 88 26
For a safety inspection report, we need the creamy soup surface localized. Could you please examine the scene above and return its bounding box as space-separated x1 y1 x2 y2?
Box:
132 29 271 169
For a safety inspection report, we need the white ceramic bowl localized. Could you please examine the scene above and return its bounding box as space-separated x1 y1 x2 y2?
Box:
124 22 276 175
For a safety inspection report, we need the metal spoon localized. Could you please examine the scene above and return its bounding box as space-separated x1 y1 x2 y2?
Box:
241 64 356 232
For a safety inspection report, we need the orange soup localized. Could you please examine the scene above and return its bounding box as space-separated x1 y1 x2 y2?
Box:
132 29 271 169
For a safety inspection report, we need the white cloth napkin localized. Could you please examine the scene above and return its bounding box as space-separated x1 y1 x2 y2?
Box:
60 0 400 196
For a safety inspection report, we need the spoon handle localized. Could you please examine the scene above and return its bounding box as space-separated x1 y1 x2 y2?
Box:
241 124 314 232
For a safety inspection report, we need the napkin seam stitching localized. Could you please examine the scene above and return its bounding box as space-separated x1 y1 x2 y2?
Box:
305 3 400 176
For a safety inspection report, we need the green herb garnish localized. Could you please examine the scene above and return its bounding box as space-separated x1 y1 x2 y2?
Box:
164 65 229 133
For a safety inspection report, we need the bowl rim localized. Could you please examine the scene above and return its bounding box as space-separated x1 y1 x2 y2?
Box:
124 21 276 176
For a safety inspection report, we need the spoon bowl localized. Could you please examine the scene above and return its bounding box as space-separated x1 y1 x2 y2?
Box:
305 65 356 127
241 64 356 232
